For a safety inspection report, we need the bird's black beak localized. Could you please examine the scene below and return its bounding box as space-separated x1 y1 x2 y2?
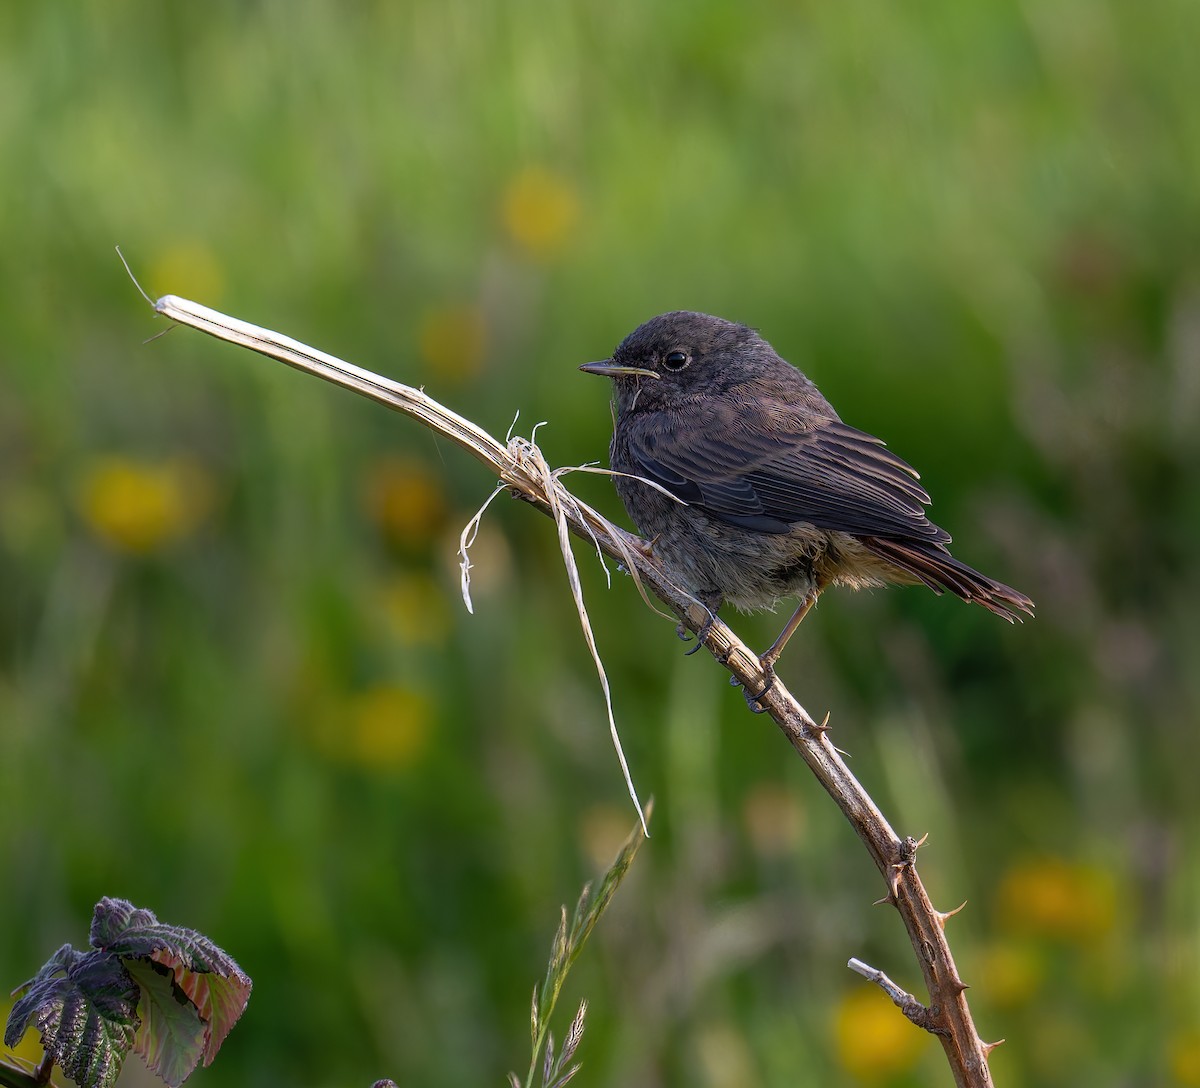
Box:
578 360 660 380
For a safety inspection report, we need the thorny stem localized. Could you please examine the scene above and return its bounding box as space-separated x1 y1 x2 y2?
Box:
142 286 998 1088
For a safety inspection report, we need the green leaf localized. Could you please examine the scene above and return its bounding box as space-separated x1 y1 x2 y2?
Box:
89 897 252 1064
4 948 138 1088
123 960 208 1088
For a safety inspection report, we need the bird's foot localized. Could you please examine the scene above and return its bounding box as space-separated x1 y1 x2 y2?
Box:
677 601 719 656
731 659 778 713
681 614 717 656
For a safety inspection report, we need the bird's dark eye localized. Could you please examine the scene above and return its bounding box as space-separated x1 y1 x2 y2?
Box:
663 350 690 372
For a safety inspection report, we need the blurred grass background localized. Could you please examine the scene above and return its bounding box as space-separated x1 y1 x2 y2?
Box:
2 2 1198 1085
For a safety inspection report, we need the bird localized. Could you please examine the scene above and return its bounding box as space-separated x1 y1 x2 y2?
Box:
579 311 1033 701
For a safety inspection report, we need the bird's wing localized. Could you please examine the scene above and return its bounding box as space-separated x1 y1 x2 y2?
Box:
624 402 950 542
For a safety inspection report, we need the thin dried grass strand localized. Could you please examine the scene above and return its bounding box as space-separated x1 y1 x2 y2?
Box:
459 482 507 614
510 439 648 836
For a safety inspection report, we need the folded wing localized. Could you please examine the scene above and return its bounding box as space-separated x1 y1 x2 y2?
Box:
624 403 949 543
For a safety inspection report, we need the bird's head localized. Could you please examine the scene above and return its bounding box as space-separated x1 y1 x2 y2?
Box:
579 311 772 412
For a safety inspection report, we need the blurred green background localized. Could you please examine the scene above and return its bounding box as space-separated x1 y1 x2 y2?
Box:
2 2 1198 1085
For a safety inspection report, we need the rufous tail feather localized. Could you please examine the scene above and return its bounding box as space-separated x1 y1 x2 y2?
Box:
862 537 1034 622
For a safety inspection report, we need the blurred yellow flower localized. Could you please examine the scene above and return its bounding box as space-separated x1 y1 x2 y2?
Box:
994 857 1117 943
975 940 1044 1008
345 684 432 770
147 240 224 303
361 456 447 550
741 780 805 857
1171 1030 1200 1086
378 571 452 647
833 986 928 1081
417 304 486 384
501 166 579 260
77 455 214 555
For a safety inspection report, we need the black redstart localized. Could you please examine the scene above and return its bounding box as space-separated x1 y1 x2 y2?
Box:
580 311 1033 698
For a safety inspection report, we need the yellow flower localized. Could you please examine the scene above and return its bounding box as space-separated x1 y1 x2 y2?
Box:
77 455 214 554
501 166 580 260
994 857 1117 943
345 684 432 770
147 240 224 303
417 304 486 384
833 986 928 1082
360 456 447 550
975 940 1044 1008
1171 1030 1200 1086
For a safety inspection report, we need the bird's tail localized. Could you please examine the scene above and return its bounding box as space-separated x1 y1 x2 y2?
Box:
861 537 1034 623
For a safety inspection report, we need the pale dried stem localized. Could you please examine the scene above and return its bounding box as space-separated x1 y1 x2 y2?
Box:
848 957 941 1033
144 287 997 1088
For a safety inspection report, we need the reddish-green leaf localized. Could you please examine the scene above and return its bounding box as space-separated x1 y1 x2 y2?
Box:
89 896 251 1065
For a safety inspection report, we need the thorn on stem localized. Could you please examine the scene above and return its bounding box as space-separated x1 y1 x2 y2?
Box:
982 1038 1006 1056
936 901 968 928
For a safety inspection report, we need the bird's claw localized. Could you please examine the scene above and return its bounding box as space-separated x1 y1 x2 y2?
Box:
729 661 778 712
680 612 717 656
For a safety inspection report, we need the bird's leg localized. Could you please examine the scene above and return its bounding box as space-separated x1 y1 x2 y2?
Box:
761 592 818 671
741 589 819 711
